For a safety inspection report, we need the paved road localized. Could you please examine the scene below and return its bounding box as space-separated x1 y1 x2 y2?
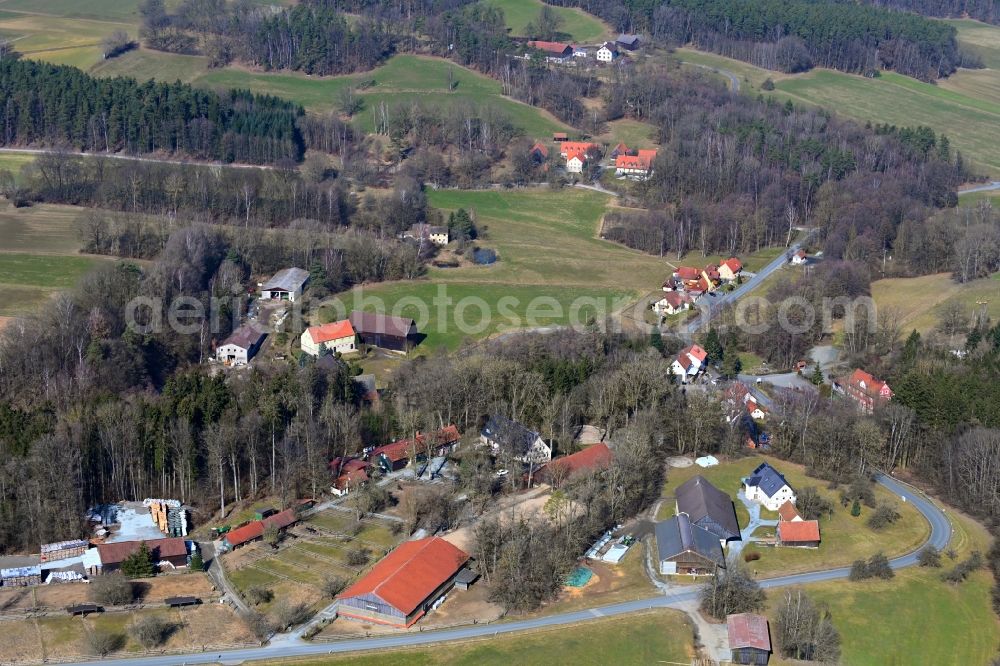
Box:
678 229 817 339
958 181 1000 195
58 472 949 666
0 147 276 171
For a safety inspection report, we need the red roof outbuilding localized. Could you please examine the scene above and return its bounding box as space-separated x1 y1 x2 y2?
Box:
778 519 821 543
539 443 612 483
97 537 187 566
338 537 469 625
727 613 771 651
224 509 298 549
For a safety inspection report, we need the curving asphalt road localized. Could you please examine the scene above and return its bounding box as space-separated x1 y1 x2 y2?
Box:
57 473 950 666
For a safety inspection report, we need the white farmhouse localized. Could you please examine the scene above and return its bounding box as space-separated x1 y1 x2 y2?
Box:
216 325 266 366
596 42 618 63
300 319 357 357
743 462 796 511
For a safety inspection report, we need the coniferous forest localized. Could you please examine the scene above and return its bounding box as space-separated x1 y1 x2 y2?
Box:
547 0 967 79
0 58 304 164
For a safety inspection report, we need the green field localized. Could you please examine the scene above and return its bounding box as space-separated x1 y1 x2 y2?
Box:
0 12 127 69
95 52 568 136
317 187 670 350
872 271 1000 335
481 0 609 43
0 201 114 316
779 510 999 666
273 610 692 665
673 22 1000 177
660 455 930 577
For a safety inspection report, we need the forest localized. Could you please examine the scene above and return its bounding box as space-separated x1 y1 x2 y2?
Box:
547 0 967 79
599 65 972 277
0 58 304 164
140 0 395 75
861 0 999 24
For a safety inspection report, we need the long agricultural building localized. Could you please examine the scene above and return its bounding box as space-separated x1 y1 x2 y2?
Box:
337 537 469 627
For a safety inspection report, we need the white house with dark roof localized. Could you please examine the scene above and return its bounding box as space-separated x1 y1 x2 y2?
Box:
216 325 266 366
480 415 551 464
260 267 309 303
743 462 796 511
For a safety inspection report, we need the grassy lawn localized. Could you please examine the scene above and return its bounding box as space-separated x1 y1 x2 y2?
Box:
91 48 210 83
320 187 674 350
0 0 144 21
481 0 610 43
227 565 280 592
665 246 783 274
0 253 105 288
872 271 1000 335
771 509 997 666
275 610 692 665
0 13 125 69
0 151 39 177
660 455 930 578
0 202 91 254
672 41 1000 176
595 118 658 149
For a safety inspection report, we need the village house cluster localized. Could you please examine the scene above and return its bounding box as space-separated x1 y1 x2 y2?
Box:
524 33 640 65
213 267 423 367
654 461 820 579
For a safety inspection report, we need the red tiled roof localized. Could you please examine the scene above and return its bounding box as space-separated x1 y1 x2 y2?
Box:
329 457 370 473
97 537 187 566
685 344 708 363
339 537 469 615
637 148 657 160
542 443 612 480
845 369 893 399
778 519 820 543
529 142 549 158
661 292 689 308
560 141 597 156
372 426 461 463
747 400 765 415
722 257 743 273
778 501 800 521
528 40 572 55
565 150 587 164
676 266 700 280
614 154 652 170
727 613 771 651
306 320 355 344
612 142 629 154
224 509 298 548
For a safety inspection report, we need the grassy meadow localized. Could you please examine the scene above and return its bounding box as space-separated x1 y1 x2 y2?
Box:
673 19 1000 176
317 187 671 350
659 455 930 578
772 509 998 666
94 52 569 137
269 610 693 666
872 271 1000 335
481 0 610 43
0 201 116 316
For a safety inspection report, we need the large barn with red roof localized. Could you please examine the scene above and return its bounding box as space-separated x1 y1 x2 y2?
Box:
337 537 470 627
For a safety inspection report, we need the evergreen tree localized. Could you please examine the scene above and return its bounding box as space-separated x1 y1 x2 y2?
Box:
121 542 155 578
901 330 921 366
703 328 724 364
851 499 862 517
189 551 204 572
720 349 742 378
810 364 824 385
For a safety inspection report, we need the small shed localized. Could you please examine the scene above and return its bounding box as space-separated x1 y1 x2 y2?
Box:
66 603 103 616
454 568 479 591
164 596 200 608
254 508 278 521
727 613 771 665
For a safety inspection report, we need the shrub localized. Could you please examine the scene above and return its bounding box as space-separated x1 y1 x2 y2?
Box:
918 546 942 568
850 499 861 517
321 576 347 599
129 615 175 649
90 573 135 606
743 550 761 563
849 553 893 580
242 610 273 642
699 563 765 620
942 551 984 584
866 502 901 530
87 629 124 657
796 487 834 520
273 601 311 630
245 585 273 606
761 78 776 91
346 547 370 566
